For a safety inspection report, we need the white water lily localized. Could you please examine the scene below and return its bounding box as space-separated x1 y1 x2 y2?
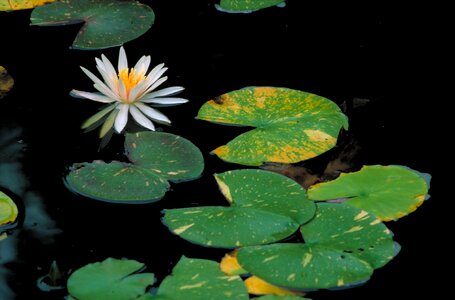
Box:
71 46 188 137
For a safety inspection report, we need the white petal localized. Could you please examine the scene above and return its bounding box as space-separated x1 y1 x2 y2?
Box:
130 105 156 131
101 54 118 79
95 57 106 73
118 80 128 100
128 80 147 102
141 97 188 105
146 63 165 77
70 90 115 103
135 102 171 124
134 55 151 75
133 67 168 99
118 46 128 72
96 66 118 95
140 86 184 100
94 83 120 100
114 104 129 133
143 76 168 94
80 66 105 86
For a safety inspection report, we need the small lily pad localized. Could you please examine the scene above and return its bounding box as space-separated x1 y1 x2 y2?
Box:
0 191 18 226
197 87 348 166
30 0 154 49
163 169 316 248
67 258 155 300
65 132 203 203
307 165 431 221
0 66 14 99
216 0 285 13
0 0 56 11
155 256 248 300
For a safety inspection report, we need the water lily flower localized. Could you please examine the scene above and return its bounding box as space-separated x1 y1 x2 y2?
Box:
71 47 188 137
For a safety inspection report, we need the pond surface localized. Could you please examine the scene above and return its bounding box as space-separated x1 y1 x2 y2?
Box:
1 1 439 299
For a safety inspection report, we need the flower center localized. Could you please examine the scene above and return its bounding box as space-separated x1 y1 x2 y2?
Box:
118 68 145 101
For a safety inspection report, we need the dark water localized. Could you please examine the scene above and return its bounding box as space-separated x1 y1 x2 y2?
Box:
0 1 440 299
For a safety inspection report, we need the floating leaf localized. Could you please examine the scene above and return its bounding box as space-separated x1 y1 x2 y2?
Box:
155 256 248 300
0 66 14 99
308 165 431 221
163 169 316 248
220 250 248 276
300 203 397 269
245 276 306 297
66 132 203 203
0 0 55 11
238 243 373 290
67 258 155 300
30 0 154 49
216 0 285 13
0 191 18 226
197 87 348 166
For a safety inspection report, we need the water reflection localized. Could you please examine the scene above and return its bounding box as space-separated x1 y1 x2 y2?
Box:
0 126 61 299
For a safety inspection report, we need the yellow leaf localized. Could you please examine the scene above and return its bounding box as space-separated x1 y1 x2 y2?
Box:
245 276 306 296
0 232 7 241
220 250 248 276
0 0 56 11
0 191 18 226
0 66 14 99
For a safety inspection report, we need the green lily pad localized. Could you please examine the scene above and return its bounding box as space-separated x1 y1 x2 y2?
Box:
155 256 248 300
67 258 155 300
237 244 373 290
216 0 285 13
197 87 348 166
30 0 154 50
307 165 431 221
65 132 203 203
0 191 18 226
163 169 316 248
300 203 397 269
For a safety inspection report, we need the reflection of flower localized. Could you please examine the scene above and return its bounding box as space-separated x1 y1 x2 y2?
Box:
71 47 188 137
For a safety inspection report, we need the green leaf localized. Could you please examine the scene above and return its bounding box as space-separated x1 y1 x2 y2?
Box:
163 169 316 248
0 191 18 226
216 0 285 13
300 203 397 269
255 296 312 300
237 244 373 290
197 87 348 166
0 66 14 99
307 165 431 221
155 256 248 300
67 258 155 300
30 0 154 50
0 0 56 11
65 132 203 203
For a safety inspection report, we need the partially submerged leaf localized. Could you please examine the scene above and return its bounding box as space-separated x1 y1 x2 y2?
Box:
30 0 155 49
197 87 348 166
0 191 18 226
65 132 203 203
308 165 431 221
216 0 285 13
0 0 55 11
0 66 14 99
220 250 248 276
67 258 155 300
245 276 306 297
155 256 248 300
163 169 316 247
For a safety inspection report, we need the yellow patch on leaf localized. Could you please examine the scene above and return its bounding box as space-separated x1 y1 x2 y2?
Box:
0 192 18 226
0 0 56 11
245 276 306 296
215 175 233 203
304 129 335 143
220 250 247 276
0 66 14 99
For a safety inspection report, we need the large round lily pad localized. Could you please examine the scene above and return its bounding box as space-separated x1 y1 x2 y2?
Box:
216 0 285 13
163 169 316 248
30 0 154 49
307 165 431 221
197 87 348 166
65 132 204 203
155 256 248 300
67 258 155 300
0 191 18 226
300 203 397 269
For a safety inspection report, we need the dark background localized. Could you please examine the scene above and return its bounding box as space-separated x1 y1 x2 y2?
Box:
0 1 441 299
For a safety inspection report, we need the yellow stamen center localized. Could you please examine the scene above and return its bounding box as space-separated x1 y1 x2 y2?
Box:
118 68 145 101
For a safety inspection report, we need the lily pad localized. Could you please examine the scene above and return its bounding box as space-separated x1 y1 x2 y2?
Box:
245 276 307 297
220 250 248 276
0 0 56 11
216 0 285 13
300 203 397 269
67 258 155 300
0 66 14 99
307 165 431 221
197 87 348 166
155 256 248 300
255 296 311 300
163 169 316 248
237 243 373 290
65 132 203 203
30 0 154 49
0 191 18 226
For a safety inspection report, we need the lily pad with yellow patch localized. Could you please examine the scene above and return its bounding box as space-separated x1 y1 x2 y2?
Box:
0 66 14 99
197 87 348 166
0 191 18 226
0 0 56 11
